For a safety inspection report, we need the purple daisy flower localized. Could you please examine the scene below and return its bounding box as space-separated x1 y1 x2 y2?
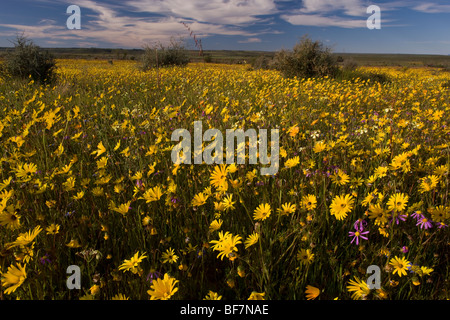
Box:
416 216 433 229
390 213 407 225
146 270 162 284
353 219 367 231
411 211 424 221
349 226 369 245
436 222 448 229
39 255 52 265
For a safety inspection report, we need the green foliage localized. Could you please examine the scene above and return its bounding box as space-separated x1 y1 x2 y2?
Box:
335 58 391 84
342 58 359 72
336 69 392 84
142 38 190 70
272 35 339 79
2 35 57 84
250 55 275 70
203 53 213 63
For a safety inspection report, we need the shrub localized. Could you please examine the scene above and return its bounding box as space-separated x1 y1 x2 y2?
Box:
250 55 275 70
272 35 338 79
342 58 358 72
336 68 391 84
363 71 391 84
2 35 57 84
142 38 190 70
203 53 212 63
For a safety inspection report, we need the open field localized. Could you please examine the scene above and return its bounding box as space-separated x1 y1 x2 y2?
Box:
0 47 270 64
1 47 449 67
0 59 449 300
336 53 450 68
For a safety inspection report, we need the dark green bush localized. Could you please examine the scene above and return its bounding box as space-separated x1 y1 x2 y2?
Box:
203 53 212 63
142 38 190 70
250 55 275 70
363 71 391 84
272 35 339 79
342 58 358 72
335 68 391 84
2 35 57 84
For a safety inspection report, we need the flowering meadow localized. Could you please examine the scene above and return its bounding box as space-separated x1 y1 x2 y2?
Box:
0 59 449 300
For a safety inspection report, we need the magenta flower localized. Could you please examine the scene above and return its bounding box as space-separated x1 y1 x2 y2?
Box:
39 254 52 265
436 222 448 229
349 228 369 245
390 213 407 225
353 219 367 231
146 270 162 284
411 211 424 221
416 217 433 229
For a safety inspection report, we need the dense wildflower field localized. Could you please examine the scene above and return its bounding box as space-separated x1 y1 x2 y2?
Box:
0 59 449 300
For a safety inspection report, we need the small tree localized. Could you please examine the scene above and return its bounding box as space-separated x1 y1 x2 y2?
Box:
142 38 190 71
272 35 338 79
3 35 57 84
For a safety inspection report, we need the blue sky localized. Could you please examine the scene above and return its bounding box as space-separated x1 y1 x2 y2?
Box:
0 0 449 54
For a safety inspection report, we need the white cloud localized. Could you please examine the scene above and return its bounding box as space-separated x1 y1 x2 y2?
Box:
126 0 278 25
280 0 407 29
238 37 262 43
299 0 367 16
0 23 69 39
413 2 450 13
0 0 268 48
281 13 366 28
280 0 371 28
